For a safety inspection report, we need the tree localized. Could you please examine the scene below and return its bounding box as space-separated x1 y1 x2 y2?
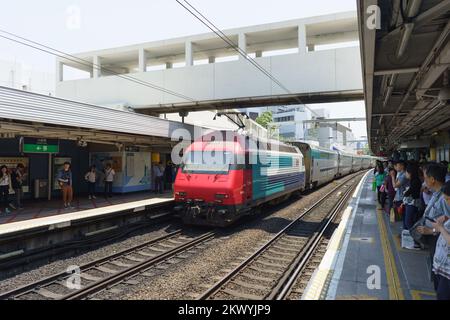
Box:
256 111 273 129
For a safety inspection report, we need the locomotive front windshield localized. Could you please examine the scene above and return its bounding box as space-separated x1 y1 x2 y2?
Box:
182 151 234 174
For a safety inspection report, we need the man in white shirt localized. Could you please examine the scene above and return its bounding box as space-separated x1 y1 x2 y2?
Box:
104 163 115 198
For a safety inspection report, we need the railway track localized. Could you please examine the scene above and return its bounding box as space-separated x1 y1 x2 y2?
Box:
0 229 215 300
197 172 364 300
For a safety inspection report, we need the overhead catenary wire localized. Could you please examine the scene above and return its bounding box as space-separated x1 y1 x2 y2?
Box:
0 29 196 103
175 0 321 118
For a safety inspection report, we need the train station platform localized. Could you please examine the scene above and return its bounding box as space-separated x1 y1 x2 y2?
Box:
0 192 173 237
303 171 437 300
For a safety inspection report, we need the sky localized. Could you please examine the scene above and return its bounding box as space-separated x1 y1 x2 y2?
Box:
0 0 367 138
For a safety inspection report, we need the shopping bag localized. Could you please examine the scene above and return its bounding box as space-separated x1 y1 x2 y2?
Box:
390 208 396 223
401 230 415 249
372 180 377 192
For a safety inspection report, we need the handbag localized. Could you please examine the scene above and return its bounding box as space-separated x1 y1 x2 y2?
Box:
372 180 377 192
380 184 385 193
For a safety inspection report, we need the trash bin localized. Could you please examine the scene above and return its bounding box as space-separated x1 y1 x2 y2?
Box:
34 179 49 199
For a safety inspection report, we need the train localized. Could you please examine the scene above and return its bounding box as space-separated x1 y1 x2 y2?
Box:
173 133 379 227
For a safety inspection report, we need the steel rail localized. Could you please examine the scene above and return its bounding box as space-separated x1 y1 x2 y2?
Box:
273 182 357 300
197 172 364 300
0 229 188 299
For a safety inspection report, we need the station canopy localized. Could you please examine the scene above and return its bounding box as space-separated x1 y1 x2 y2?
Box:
358 0 450 153
0 86 206 150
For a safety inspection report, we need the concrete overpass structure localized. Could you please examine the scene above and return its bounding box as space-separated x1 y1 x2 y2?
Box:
55 12 363 114
358 0 450 155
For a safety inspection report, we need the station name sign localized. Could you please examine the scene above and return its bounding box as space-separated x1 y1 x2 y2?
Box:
20 137 60 154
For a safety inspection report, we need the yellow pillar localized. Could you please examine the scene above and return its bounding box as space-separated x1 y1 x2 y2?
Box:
430 148 437 161
152 153 160 163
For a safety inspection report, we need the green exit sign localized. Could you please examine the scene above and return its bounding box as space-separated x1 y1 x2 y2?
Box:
21 137 59 154
23 143 59 153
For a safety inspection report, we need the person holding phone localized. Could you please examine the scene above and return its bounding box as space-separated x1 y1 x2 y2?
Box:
57 162 74 209
415 164 450 279
417 164 450 235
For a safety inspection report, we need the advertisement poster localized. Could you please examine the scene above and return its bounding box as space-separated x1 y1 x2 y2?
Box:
90 152 123 188
90 152 151 193
53 157 72 190
0 157 30 192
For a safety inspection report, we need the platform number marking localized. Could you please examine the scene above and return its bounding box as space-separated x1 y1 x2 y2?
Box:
66 265 82 290
367 265 381 290
366 5 381 30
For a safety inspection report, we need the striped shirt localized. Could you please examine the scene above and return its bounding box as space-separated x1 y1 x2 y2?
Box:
433 219 450 279
424 188 450 228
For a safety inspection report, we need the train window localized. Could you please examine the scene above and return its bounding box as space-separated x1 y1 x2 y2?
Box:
182 151 234 174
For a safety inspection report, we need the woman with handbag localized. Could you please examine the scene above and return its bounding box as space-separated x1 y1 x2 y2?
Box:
0 165 13 215
384 168 397 215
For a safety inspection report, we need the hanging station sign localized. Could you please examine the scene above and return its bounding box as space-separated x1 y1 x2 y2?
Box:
20 137 60 154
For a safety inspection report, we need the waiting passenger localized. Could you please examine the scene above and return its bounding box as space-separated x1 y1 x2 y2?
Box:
164 161 175 191
385 168 397 214
85 165 97 200
0 165 13 215
413 164 450 272
153 162 164 194
383 161 389 174
388 161 394 170
57 162 74 209
394 161 408 212
375 165 386 208
419 153 428 164
429 180 450 300
11 163 26 210
444 180 450 207
403 165 422 250
103 164 115 198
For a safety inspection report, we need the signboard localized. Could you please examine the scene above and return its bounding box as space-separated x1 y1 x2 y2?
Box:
21 137 59 154
125 146 140 152
0 157 30 193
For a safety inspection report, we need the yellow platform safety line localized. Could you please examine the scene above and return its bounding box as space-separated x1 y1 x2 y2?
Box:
376 211 405 300
410 289 436 300
336 295 379 300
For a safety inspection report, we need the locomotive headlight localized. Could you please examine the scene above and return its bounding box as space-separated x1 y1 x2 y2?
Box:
215 193 229 199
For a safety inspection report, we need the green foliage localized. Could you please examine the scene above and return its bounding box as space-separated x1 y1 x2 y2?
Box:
255 111 273 129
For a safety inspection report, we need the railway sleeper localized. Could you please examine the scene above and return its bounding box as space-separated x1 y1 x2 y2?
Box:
239 273 274 283
253 259 286 269
230 279 270 292
221 288 264 300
